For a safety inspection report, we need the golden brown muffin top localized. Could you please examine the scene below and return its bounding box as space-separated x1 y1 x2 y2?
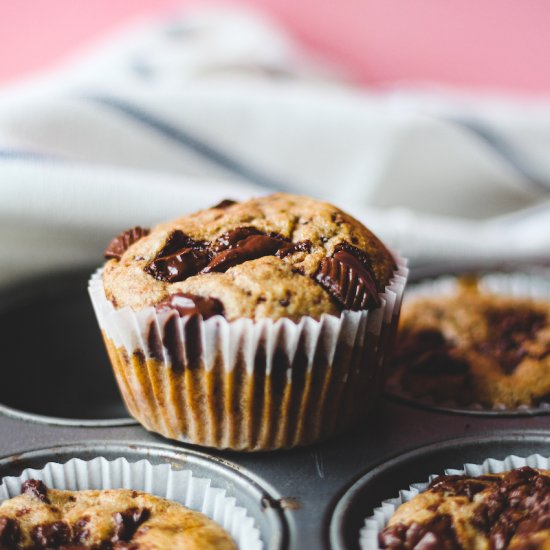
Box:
379 467 550 550
0 479 235 549
102 193 395 321
389 279 550 408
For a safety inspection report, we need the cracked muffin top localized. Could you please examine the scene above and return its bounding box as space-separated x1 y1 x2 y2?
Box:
0 479 235 549
379 467 550 550
102 193 396 321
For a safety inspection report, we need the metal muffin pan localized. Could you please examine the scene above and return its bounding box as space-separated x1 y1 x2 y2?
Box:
0 263 549 549
0 268 135 426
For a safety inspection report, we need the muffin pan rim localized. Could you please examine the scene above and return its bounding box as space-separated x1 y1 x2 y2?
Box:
0 403 138 427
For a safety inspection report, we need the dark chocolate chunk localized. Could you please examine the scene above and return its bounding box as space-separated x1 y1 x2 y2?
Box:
156 293 224 319
428 474 491 499
315 246 380 310
156 230 209 257
379 514 460 550
72 516 90 544
211 199 237 209
408 350 470 376
476 307 547 374
211 226 264 253
31 521 71 548
471 467 550 545
112 508 150 543
392 328 472 379
276 240 312 258
105 227 150 260
0 517 19 546
145 247 211 282
22 479 50 504
203 234 285 273
145 230 211 282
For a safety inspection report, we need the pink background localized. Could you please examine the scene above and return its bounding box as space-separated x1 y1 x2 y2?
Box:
2 0 550 93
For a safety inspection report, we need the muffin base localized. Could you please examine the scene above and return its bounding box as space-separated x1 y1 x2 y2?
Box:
90 257 408 451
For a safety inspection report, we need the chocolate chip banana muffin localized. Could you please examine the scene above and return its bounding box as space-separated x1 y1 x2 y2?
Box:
379 467 550 550
102 193 396 320
0 479 235 549
388 278 550 409
90 193 408 450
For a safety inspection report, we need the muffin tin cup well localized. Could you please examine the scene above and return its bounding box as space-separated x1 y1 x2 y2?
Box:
0 442 290 549
329 431 550 550
88 257 409 451
360 453 550 549
386 268 550 416
0 268 136 426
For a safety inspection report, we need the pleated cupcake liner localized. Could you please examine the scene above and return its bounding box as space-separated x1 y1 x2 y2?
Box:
89 256 408 450
386 268 550 414
360 453 550 550
0 456 261 550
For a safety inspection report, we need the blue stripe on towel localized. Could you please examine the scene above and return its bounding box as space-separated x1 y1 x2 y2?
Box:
0 148 57 160
447 115 550 194
86 94 294 192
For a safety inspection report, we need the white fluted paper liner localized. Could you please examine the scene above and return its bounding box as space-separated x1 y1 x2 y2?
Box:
88 256 408 449
387 268 550 413
360 453 550 550
89 257 408 375
0 456 261 550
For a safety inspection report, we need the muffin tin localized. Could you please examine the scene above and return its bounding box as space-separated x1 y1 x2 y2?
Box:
1 262 550 549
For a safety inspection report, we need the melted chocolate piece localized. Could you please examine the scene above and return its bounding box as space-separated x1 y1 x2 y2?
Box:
112 508 150 543
392 328 471 378
379 514 460 550
0 517 19 546
72 516 90 544
335 242 388 291
145 247 211 282
156 293 224 319
276 240 312 258
470 467 550 547
315 245 381 310
211 226 264 253
31 521 71 548
156 230 209 257
145 225 313 280
203 234 285 273
429 474 491 500
145 230 211 282
476 307 547 374
105 227 149 260
22 479 50 504
211 199 237 209
408 350 470 376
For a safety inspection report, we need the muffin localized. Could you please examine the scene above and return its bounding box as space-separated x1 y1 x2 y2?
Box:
0 479 235 549
388 277 550 409
89 193 408 450
378 466 550 549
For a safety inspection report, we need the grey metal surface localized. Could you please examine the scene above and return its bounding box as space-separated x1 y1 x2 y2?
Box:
0 265 549 549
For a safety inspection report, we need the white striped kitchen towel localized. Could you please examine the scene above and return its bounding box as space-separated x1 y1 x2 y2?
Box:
1 7 550 286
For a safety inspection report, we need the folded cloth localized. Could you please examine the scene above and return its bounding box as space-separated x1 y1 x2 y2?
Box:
1 7 550 287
